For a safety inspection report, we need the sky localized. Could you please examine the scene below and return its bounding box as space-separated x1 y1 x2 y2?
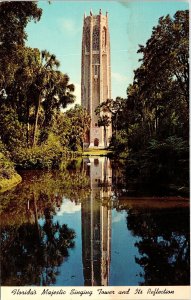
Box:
26 0 189 107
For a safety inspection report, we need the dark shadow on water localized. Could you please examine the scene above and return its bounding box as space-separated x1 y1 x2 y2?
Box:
126 206 190 285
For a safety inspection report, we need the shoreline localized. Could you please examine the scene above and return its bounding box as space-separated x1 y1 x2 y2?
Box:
0 173 22 193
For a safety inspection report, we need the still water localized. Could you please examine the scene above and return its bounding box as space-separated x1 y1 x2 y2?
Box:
0 157 189 286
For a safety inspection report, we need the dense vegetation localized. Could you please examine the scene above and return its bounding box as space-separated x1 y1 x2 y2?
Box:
98 10 189 193
0 2 90 184
0 141 22 192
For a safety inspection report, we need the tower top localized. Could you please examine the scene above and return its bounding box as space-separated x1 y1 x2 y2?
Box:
84 9 108 18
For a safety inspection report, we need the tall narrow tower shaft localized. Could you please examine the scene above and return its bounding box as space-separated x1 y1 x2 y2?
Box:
81 10 112 148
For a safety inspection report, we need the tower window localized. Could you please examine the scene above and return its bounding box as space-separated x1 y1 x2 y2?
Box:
102 27 107 49
93 26 99 50
94 65 99 77
85 28 90 52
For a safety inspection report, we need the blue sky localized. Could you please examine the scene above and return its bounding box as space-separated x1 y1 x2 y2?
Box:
26 0 189 106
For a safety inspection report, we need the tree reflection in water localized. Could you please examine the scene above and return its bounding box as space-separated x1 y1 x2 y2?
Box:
126 207 190 285
0 164 89 286
1 207 75 286
0 158 190 286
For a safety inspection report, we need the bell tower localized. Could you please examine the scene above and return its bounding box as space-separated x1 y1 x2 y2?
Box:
81 9 112 148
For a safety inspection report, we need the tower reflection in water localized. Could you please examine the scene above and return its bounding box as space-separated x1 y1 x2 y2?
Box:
81 157 112 286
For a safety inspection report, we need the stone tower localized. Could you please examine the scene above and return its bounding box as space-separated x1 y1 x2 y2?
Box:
81 9 112 148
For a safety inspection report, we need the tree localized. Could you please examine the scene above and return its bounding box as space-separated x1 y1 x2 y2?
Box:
95 101 112 148
29 50 75 146
64 105 91 151
133 10 189 140
97 115 111 148
0 48 75 148
113 10 189 156
0 2 43 149
95 97 126 138
0 3 75 150
0 1 42 88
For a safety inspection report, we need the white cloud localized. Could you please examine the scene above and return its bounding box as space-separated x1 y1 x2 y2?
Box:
57 18 80 35
112 213 124 223
57 198 81 215
112 72 128 83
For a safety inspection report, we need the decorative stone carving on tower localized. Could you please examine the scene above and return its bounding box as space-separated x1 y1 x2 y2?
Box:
81 10 112 148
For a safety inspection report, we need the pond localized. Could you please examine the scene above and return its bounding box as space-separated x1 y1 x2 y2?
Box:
0 157 189 286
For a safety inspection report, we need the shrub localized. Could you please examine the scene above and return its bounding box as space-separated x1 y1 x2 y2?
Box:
0 152 15 179
12 135 65 169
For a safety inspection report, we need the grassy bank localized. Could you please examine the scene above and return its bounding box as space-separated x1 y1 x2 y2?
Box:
0 153 22 192
82 148 112 156
0 173 22 193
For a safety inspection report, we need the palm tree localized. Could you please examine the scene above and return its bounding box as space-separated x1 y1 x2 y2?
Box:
98 115 111 148
31 50 75 146
96 97 125 139
40 71 75 143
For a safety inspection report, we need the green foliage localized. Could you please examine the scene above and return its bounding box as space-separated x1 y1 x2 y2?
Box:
110 130 129 157
148 136 189 158
64 105 91 151
95 97 126 135
112 10 189 159
0 140 9 157
0 2 78 166
107 10 189 193
0 162 90 216
0 104 27 151
0 2 42 48
12 137 64 170
133 10 189 140
0 2 42 87
29 50 75 146
0 149 22 191
136 136 189 189
0 153 15 180
0 157 91 285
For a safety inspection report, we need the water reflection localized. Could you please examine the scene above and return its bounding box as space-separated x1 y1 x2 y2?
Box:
127 206 190 285
82 157 112 286
0 169 87 286
0 157 190 286
1 207 75 285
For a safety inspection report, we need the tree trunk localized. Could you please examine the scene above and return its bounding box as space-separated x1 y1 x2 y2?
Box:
33 95 41 147
115 114 117 139
26 101 30 147
104 126 106 148
82 134 84 152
